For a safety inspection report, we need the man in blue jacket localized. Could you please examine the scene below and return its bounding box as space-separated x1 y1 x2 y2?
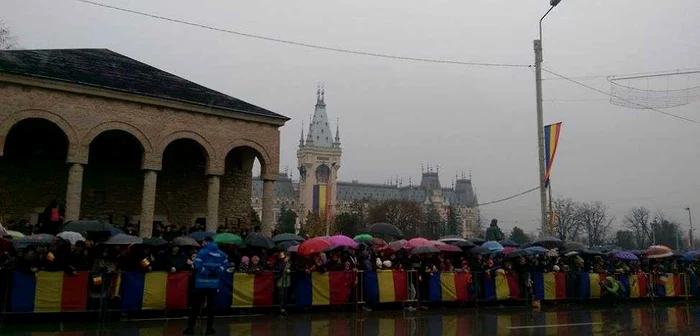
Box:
185 236 228 335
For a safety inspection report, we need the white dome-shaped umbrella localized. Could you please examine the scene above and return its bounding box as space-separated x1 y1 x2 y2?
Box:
57 231 85 245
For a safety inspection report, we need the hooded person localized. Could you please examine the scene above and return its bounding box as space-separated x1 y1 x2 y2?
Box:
185 236 228 335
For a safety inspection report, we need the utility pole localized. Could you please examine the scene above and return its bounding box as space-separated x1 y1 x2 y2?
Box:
535 0 561 233
686 207 694 249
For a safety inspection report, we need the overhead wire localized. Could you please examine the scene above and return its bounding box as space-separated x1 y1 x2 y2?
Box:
477 186 539 207
542 67 700 124
74 0 530 68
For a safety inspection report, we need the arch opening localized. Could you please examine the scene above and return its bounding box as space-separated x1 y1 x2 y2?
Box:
219 146 264 234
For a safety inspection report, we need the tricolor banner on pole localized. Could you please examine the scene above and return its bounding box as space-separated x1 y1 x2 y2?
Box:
543 122 562 186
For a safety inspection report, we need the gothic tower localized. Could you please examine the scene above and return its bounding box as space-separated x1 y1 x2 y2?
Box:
297 85 342 224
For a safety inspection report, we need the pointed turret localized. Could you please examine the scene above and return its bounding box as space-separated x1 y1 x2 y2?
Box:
333 117 341 147
307 84 333 147
299 121 305 148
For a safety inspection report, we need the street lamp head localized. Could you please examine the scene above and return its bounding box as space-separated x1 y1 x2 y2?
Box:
686 207 691 211
550 0 562 6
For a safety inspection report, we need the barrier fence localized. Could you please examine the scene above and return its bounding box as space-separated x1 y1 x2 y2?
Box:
1 270 699 316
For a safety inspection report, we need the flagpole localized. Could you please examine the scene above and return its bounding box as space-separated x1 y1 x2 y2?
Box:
548 182 554 236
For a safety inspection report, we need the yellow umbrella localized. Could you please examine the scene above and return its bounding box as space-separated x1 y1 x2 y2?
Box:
6 230 24 238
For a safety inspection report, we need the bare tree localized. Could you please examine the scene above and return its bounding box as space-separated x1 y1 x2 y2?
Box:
624 206 651 248
578 201 613 247
552 197 582 241
0 20 16 50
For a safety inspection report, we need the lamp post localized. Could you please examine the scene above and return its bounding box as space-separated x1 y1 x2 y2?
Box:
535 0 562 233
686 207 693 249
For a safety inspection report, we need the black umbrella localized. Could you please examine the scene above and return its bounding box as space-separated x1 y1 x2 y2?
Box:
368 222 404 238
410 245 439 255
272 233 305 243
447 240 475 248
141 237 168 247
103 233 142 245
12 234 58 249
468 246 491 254
172 236 200 247
59 220 115 233
468 237 486 246
563 241 586 251
506 249 532 258
274 240 300 251
499 239 520 247
244 232 274 249
532 236 564 249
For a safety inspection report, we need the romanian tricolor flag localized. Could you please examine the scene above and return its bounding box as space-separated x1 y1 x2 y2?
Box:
119 272 189 310
483 271 519 301
295 271 353 306
656 273 683 297
428 272 470 302
578 273 606 299
618 273 649 298
363 270 408 303
532 272 567 300
312 184 330 219
10 271 89 312
543 122 562 185
216 272 274 308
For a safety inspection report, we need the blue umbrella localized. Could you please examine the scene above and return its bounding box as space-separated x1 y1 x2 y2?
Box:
685 251 700 261
613 251 639 260
188 231 216 241
482 241 504 253
524 246 550 254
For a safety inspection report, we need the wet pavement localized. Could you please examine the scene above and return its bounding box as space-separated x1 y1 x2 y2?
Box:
3 303 700 335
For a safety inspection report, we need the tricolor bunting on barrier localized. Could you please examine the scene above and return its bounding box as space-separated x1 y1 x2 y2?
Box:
532 272 566 301
656 273 683 297
578 273 607 299
119 272 189 310
617 273 649 298
363 270 408 303
296 271 354 306
216 272 274 308
10 271 89 312
428 272 470 302
483 271 519 300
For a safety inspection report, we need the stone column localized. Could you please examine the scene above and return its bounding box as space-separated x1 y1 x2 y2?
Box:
139 170 158 237
206 175 221 232
64 163 84 222
261 179 275 236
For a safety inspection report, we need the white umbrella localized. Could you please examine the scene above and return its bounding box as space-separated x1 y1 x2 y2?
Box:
57 231 86 245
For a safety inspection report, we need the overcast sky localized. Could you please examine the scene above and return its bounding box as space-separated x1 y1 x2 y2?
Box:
4 0 700 234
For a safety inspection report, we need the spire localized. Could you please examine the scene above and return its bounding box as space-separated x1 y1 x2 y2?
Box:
306 114 314 145
334 117 340 145
308 85 332 147
299 121 305 147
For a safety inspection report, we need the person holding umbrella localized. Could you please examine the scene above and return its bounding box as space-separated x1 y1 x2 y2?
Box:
184 236 228 335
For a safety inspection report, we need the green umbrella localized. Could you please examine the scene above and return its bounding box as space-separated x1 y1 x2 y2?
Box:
353 234 373 243
214 233 243 245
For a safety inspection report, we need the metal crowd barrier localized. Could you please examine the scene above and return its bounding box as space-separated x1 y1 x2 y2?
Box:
1 270 698 319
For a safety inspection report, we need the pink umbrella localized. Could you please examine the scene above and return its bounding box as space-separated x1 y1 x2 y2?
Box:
329 235 358 249
438 244 462 253
502 246 518 254
407 238 432 248
381 239 408 253
431 240 446 246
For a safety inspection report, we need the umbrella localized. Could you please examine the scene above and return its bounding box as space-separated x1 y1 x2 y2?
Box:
645 245 673 259
440 235 463 240
501 246 518 254
172 236 200 247
411 245 440 255
12 234 58 248
275 240 300 251
407 238 432 248
468 246 491 254
613 251 639 260
580 249 605 256
298 237 332 256
499 239 520 248
329 235 358 249
0 237 12 251
103 233 142 245
243 232 274 249
469 237 486 246
56 231 85 245
382 239 408 252
188 231 216 241
684 251 700 261
370 238 388 247
287 244 300 253
214 233 243 245
507 249 532 258
437 244 462 253
524 246 550 254
482 241 504 253
563 241 586 251
430 240 447 246
5 230 24 238
141 237 168 247
532 236 564 249
353 234 373 243
58 220 115 233
447 240 475 248
272 233 305 243
368 222 404 238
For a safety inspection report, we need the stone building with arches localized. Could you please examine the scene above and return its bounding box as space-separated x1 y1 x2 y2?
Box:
0 48 288 236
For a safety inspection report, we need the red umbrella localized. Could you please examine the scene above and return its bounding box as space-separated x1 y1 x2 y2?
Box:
645 245 673 259
437 244 462 253
407 238 432 248
381 239 407 253
298 237 331 257
370 238 387 247
431 240 446 246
